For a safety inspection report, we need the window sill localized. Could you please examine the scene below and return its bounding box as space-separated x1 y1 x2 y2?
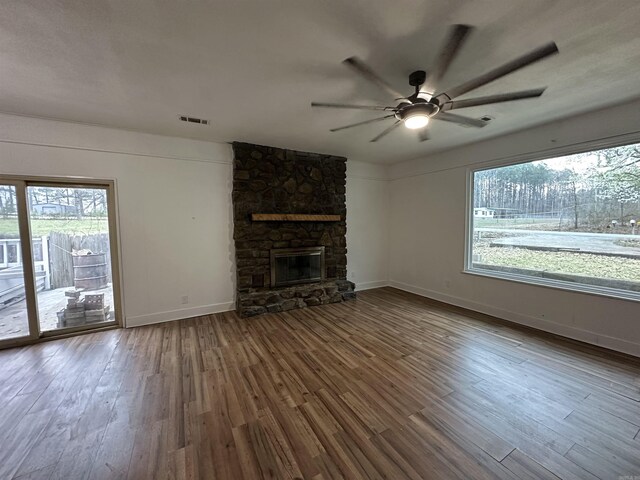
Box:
463 265 640 303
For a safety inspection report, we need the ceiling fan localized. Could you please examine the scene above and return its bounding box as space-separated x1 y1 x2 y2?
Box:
311 25 558 142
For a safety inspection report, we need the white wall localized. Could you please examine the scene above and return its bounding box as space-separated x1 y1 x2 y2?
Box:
387 99 640 357
0 113 235 327
346 161 389 290
0 113 390 326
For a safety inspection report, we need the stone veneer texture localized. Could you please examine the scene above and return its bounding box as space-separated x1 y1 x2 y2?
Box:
232 142 355 316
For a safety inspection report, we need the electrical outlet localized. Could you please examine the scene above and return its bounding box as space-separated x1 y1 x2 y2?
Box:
350 271 356 279
444 280 451 289
181 295 189 305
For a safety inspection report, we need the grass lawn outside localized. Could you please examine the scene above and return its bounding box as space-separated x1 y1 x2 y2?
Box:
0 217 109 237
474 217 639 234
474 244 640 283
473 217 559 229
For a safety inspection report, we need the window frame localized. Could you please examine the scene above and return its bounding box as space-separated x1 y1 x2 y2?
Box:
463 133 640 303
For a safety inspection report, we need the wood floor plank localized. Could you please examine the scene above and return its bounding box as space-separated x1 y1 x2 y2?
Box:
563 442 634 480
417 395 515 462
0 408 54 480
406 411 518 480
546 407 640 470
445 387 575 456
500 449 561 480
15 341 119 477
378 427 460 479
1 287 639 479
580 391 640 427
565 404 640 440
87 419 136 480
48 427 108 480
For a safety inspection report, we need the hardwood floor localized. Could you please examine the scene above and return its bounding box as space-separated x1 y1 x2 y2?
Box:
1 287 639 479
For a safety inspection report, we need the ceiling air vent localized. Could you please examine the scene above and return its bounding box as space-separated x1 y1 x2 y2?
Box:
179 115 209 125
457 115 492 128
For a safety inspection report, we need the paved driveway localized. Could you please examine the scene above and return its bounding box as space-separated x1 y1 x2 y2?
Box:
476 228 640 258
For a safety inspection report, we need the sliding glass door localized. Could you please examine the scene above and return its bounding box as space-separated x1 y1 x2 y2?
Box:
0 178 121 349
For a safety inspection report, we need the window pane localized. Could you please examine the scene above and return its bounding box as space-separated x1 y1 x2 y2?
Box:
470 142 640 297
28 186 115 331
0 185 30 341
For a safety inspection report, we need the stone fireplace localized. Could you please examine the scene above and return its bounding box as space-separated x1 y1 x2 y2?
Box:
232 142 355 317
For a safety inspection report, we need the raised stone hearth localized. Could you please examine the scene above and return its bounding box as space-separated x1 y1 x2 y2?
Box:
232 142 355 317
239 280 355 316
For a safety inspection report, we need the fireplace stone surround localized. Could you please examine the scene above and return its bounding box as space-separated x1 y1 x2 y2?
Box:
232 142 355 317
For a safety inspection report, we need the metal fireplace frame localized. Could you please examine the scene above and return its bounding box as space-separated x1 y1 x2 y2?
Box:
270 246 325 287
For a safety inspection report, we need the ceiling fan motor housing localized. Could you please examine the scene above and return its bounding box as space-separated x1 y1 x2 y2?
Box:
409 70 427 87
396 102 439 121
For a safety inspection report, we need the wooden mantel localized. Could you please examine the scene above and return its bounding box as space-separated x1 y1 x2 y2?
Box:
251 213 341 222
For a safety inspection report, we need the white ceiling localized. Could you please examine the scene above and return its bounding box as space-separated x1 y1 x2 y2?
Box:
2 0 640 164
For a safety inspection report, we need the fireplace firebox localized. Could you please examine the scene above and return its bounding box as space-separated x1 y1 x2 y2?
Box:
270 247 325 287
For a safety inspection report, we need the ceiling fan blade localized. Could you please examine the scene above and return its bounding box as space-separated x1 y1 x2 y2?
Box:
417 127 430 142
421 24 474 95
330 114 396 132
435 42 558 102
311 102 396 112
434 112 487 128
441 88 546 111
343 57 406 100
370 120 402 142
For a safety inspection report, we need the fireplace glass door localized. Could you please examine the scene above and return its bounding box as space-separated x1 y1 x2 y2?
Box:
271 247 325 287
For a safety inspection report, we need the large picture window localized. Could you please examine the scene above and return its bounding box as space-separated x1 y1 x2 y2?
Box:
468 142 640 300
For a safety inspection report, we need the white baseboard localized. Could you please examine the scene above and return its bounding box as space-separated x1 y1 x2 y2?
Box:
356 280 390 291
388 279 640 358
125 301 235 328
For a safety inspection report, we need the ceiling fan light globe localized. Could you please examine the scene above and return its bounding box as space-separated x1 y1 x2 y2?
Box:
404 115 430 129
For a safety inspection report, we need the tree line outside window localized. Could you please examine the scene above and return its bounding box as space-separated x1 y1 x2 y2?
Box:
473 143 640 230
0 186 108 219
